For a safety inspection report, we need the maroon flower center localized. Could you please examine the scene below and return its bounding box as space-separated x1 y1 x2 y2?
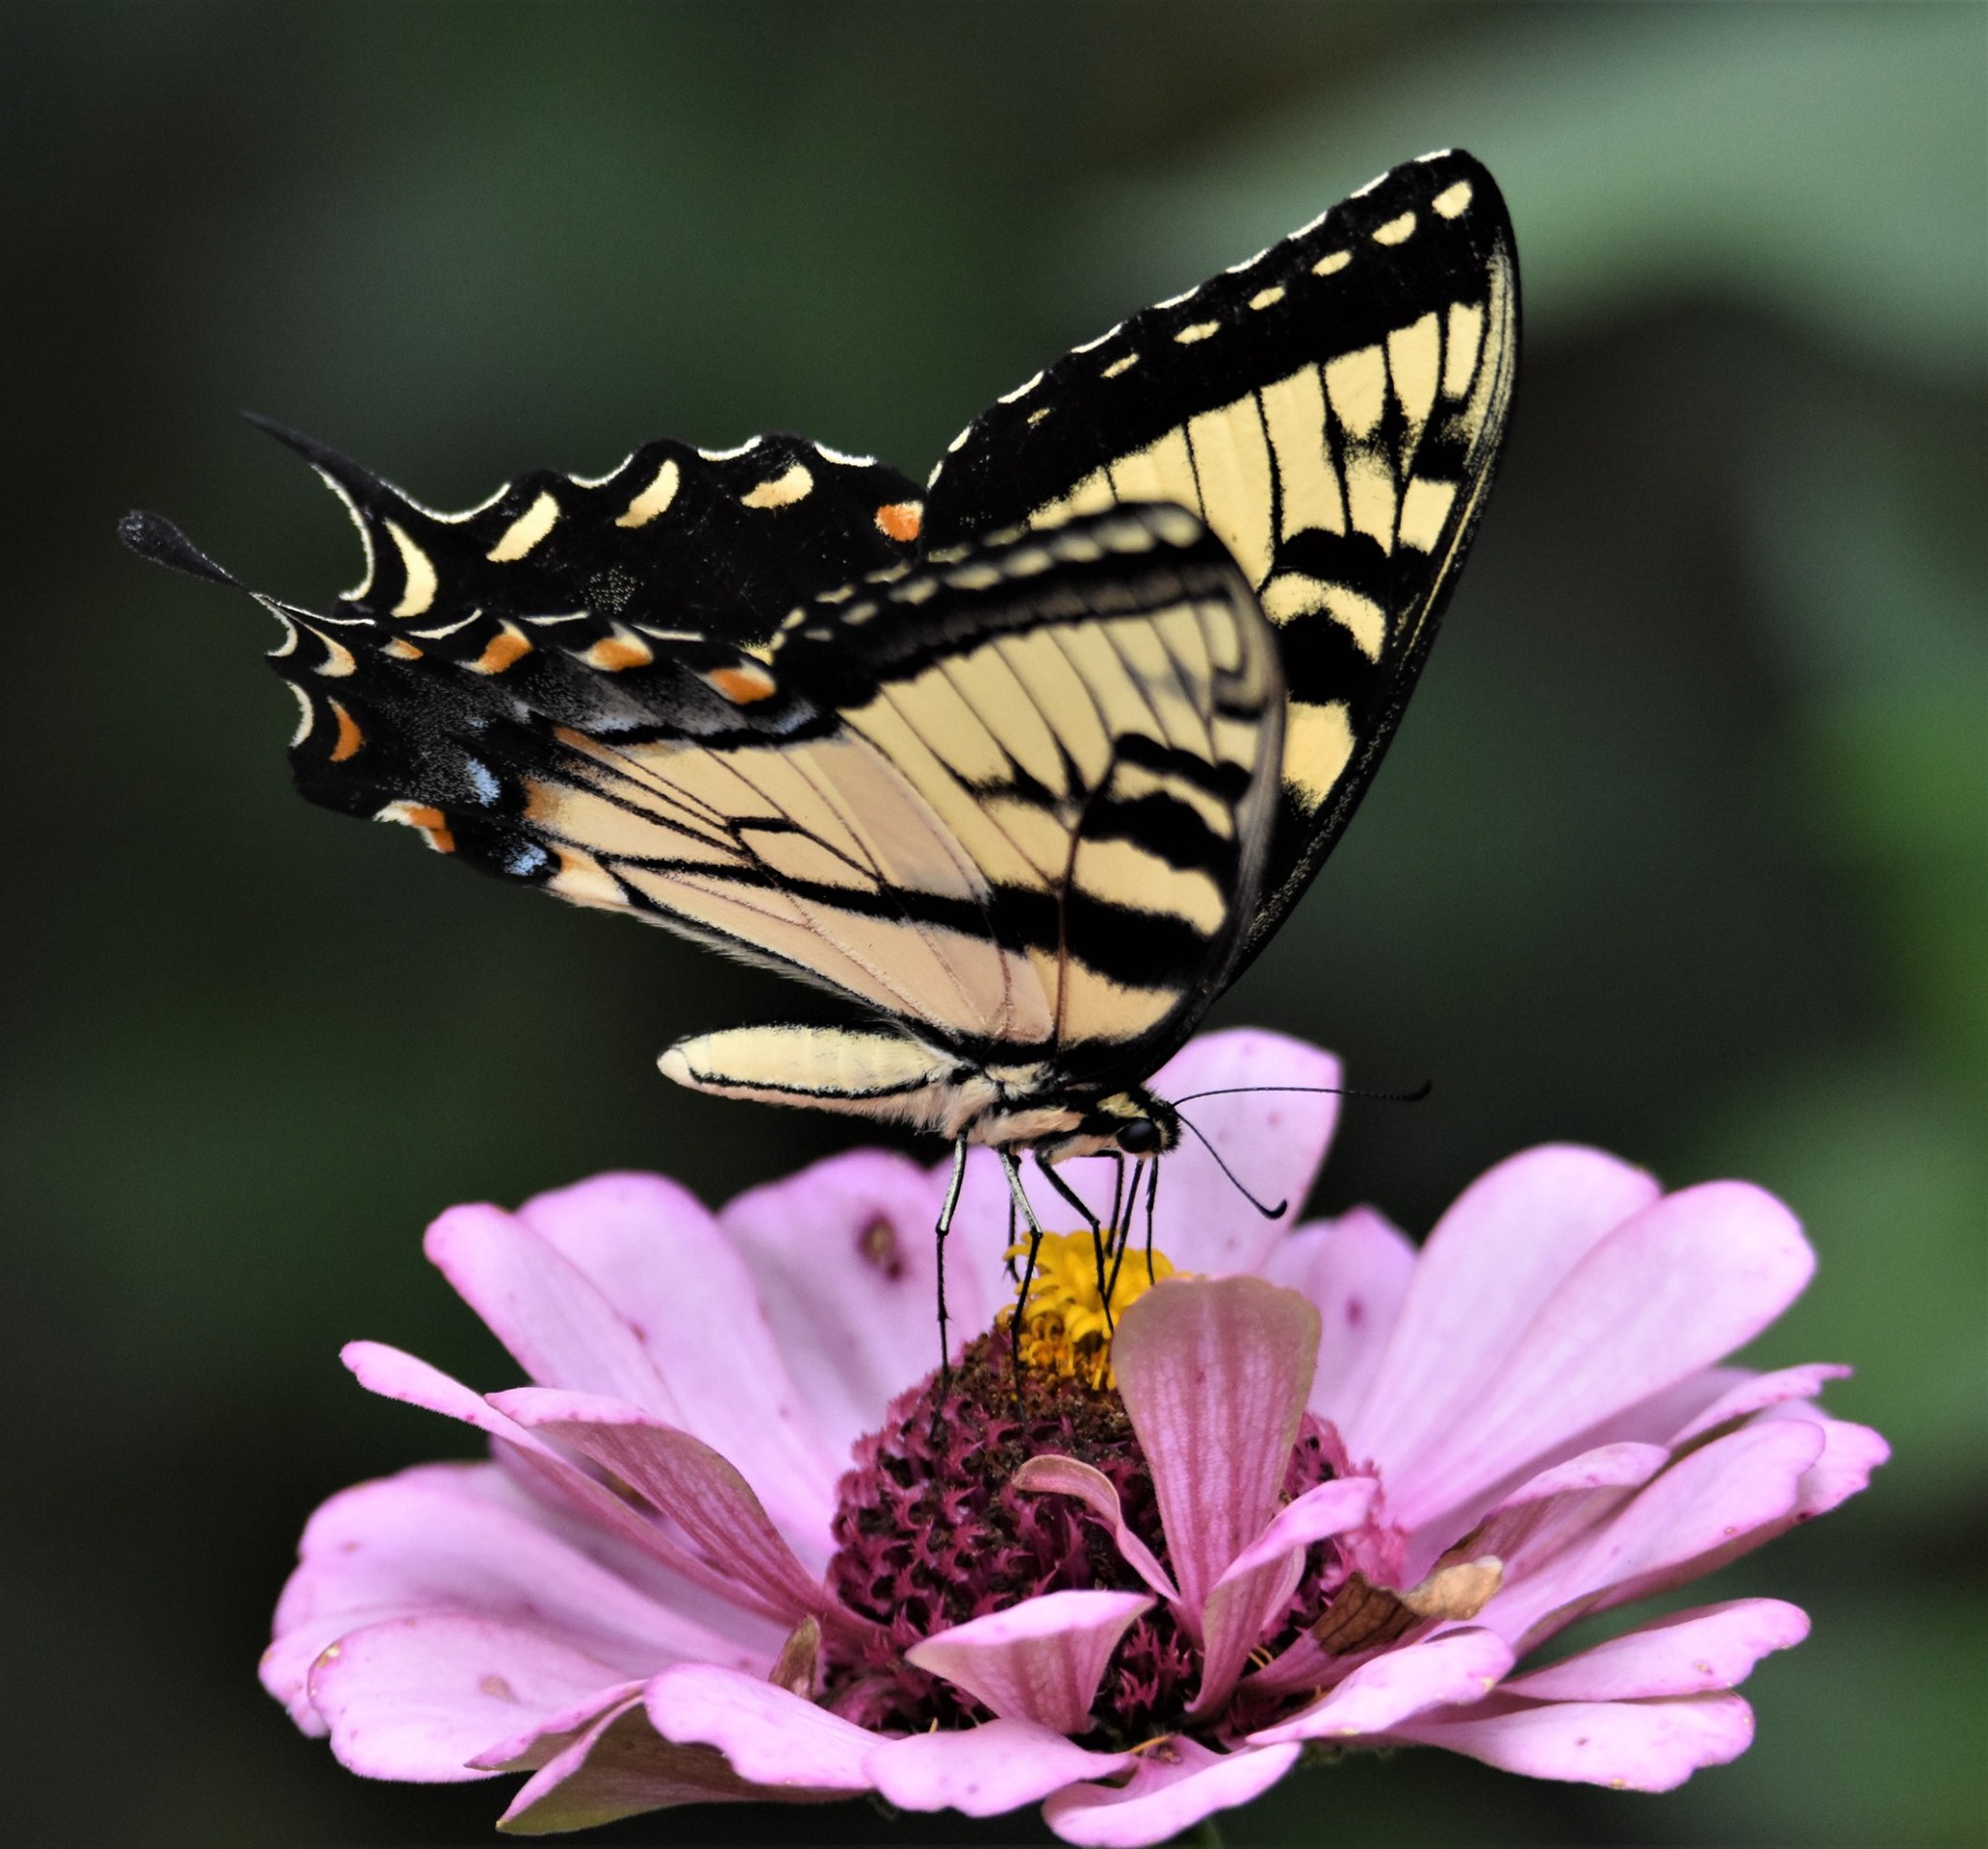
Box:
817 1332 1344 1747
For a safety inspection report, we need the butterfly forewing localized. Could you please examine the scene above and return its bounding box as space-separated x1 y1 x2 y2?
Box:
259 419 926 652
920 149 1518 960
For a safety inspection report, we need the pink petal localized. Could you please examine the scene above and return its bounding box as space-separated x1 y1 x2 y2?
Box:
645 1663 877 1792
306 1611 625 1782
496 1696 776 1832
1249 1628 1514 1744
1403 1441 1669 1590
1758 1402 1892 1519
1138 1031 1344 1274
719 1150 962 1463
1265 1208 1417 1432
1390 1692 1755 1791
1218 1477 1380 1585
471 1683 649 1772
492 1388 835 1629
869 1718 1135 1816
1112 1277 1321 1624
515 1172 841 1549
423 1204 678 1415
1044 1737 1301 1847
906 1590 1153 1736
1504 1599 1809 1700
340 1342 763 1613
263 1461 760 1728
1482 1421 1825 1647
1665 1363 1851 1447
1346 1146 1661 1473
1011 1456 1179 1604
1385 1181 1815 1530
1192 1478 1377 1716
1498 1442 1672 1506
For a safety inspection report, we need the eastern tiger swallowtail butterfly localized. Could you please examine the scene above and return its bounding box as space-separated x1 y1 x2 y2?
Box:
121 149 1517 1284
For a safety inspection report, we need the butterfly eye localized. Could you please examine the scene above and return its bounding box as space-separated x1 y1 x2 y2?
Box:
1115 1118 1162 1156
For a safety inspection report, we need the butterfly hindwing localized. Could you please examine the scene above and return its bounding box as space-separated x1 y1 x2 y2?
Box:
920 149 1519 961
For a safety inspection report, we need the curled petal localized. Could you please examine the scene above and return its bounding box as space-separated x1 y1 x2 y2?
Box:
264 1462 759 1730
646 1663 876 1793
1044 1738 1300 1847
515 1172 841 1551
1504 1599 1808 1700
1220 1477 1380 1586
491 1388 836 1630
339 1343 761 1612
1011 1456 1179 1605
1483 1421 1825 1647
1771 1404 1892 1520
1192 1478 1378 1716
906 1590 1153 1737
473 1684 651 1772
1112 1276 1321 1621
869 1718 1136 1816
1666 1363 1852 1447
1390 1692 1756 1791
1500 1441 1672 1507
424 1204 679 1417
1248 1628 1514 1744
306 1612 625 1782
496 1697 775 1832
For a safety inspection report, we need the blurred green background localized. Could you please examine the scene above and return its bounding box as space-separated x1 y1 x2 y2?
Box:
4 2 1981 1841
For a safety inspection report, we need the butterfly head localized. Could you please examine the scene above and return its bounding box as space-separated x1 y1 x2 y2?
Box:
1051 1088 1180 1162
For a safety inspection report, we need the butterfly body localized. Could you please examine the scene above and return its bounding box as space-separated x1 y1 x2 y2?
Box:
122 149 1518 1188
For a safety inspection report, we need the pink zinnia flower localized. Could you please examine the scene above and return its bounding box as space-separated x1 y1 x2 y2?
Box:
265 1032 1885 1842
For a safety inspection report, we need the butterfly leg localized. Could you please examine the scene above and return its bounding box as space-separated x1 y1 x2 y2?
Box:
933 1138 968 1394
1001 1149 1047 1399
1102 1155 1143 1308
1037 1153 1114 1322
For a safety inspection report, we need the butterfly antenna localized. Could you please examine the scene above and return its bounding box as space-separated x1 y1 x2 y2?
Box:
1174 1112 1287 1220
116 510 241 590
1167 1080 1433 1106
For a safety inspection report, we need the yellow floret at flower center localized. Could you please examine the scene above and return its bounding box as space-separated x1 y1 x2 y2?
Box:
1003 1231 1180 1389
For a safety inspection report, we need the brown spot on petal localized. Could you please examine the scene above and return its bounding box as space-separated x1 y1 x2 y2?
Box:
770 1616 821 1696
1400 1554 1503 1621
479 1673 519 1702
859 1216 905 1280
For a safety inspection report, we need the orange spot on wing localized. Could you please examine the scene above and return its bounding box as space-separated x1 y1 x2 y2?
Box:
709 664 778 705
876 501 923 543
582 634 654 672
469 624 533 675
328 700 364 761
378 800 455 854
382 638 424 660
